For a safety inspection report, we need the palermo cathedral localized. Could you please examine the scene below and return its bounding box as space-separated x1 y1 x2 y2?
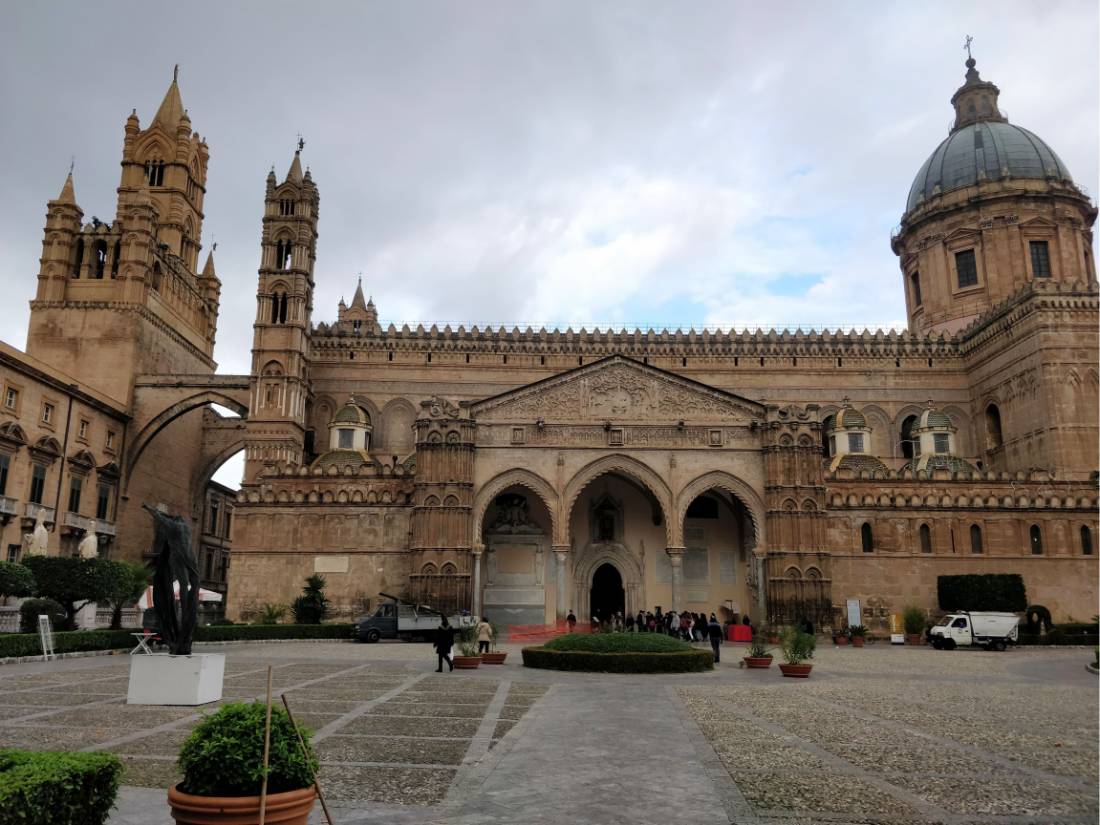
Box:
2 55 1096 631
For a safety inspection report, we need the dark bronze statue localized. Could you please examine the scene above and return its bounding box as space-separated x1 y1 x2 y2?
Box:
143 505 200 655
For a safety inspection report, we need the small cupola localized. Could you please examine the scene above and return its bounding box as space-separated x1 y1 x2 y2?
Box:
328 399 372 451
827 400 887 474
909 402 976 474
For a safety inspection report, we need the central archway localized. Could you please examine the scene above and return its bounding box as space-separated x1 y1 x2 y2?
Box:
590 563 624 623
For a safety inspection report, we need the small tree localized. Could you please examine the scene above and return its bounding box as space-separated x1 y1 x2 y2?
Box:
23 556 113 630
291 574 329 624
0 561 36 600
103 560 151 629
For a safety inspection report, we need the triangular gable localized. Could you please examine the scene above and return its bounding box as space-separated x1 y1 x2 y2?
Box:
467 355 763 424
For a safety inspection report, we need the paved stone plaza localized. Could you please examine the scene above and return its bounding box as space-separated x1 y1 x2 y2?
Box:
0 641 1096 824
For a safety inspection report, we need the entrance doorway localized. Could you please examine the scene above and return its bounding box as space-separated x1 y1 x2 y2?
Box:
590 563 624 623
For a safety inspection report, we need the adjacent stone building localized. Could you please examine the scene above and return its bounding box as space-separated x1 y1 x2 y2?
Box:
5 57 1097 630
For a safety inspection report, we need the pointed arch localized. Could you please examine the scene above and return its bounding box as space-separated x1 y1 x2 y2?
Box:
675 470 765 551
471 468 559 547
562 455 673 547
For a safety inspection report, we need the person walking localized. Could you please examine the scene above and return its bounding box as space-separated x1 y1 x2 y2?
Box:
434 616 456 672
708 614 723 663
475 615 493 654
681 613 693 642
636 609 646 632
566 609 577 632
625 612 635 633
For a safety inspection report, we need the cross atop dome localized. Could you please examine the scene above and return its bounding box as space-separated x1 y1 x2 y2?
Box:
950 38 1006 132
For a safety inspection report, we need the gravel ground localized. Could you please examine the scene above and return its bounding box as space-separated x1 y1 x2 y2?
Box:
679 644 1098 824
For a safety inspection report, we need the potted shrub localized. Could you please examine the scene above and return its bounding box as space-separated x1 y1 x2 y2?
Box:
168 701 318 824
481 620 507 664
833 627 850 646
453 625 482 669
902 605 925 646
849 624 867 647
763 624 780 645
778 627 815 677
743 633 773 668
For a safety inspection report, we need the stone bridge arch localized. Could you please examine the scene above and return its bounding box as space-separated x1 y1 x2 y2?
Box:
124 375 250 494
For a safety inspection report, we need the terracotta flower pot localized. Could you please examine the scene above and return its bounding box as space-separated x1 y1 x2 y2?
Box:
481 652 508 664
767 635 780 644
834 635 849 645
851 636 865 648
905 634 923 646
168 784 316 825
453 655 482 669
778 663 813 678
743 656 773 669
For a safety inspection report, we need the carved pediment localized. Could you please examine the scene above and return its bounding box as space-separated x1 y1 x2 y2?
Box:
468 356 763 424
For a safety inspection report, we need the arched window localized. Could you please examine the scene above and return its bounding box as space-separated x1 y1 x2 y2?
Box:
970 524 983 554
275 240 294 270
860 522 874 553
145 159 165 187
1081 525 1093 556
151 261 162 291
420 562 437 575
901 415 919 459
985 404 1003 450
270 291 288 324
92 240 107 278
821 415 834 456
71 237 84 278
1029 524 1043 555
111 240 120 278
440 562 457 576
919 523 932 553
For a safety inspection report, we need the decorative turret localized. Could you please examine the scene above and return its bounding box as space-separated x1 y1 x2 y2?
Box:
334 275 378 334
907 402 976 474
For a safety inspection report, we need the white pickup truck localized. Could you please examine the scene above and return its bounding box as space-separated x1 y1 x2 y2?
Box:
929 611 1019 651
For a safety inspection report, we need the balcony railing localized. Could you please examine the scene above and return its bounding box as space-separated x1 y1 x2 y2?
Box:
0 495 18 518
60 511 117 537
23 502 56 526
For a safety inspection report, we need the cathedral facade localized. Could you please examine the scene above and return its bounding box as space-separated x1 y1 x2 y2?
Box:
4 57 1097 630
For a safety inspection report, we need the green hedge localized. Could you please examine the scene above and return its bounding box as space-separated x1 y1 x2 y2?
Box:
1017 626 1100 646
0 624 357 659
937 574 1027 612
543 632 691 653
0 749 122 825
0 629 134 660
522 646 713 673
194 623 355 642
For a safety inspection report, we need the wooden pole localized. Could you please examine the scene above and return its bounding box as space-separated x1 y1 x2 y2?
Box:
259 665 273 825
282 694 335 825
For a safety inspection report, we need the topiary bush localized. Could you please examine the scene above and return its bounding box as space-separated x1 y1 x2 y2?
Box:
902 605 926 635
194 623 355 642
543 632 691 653
937 574 1027 612
0 561 35 599
291 575 329 625
19 598 66 634
0 749 122 825
178 701 318 797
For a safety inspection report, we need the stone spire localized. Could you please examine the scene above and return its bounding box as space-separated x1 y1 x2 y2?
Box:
152 65 185 130
950 47 1005 132
201 247 217 279
55 171 77 205
286 150 303 183
351 276 367 310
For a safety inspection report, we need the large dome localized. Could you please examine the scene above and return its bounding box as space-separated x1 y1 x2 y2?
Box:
906 120 1073 213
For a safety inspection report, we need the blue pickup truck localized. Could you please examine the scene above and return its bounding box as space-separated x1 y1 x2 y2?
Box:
355 594 476 643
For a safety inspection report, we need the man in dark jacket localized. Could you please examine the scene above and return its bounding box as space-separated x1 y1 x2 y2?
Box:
708 614 723 663
434 616 455 672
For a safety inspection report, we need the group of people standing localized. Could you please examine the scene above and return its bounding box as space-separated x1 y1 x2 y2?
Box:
565 607 749 664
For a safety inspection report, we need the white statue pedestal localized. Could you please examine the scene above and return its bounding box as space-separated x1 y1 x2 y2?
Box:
127 653 225 706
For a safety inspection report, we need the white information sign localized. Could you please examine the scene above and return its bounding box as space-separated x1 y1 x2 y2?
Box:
38 614 55 662
845 599 861 629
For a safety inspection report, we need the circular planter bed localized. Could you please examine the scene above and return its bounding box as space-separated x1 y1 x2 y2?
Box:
743 655 773 669
522 633 713 673
169 784 316 824
778 663 813 678
453 655 482 669
481 652 508 664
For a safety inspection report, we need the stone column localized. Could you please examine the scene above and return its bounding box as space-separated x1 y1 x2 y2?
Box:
552 545 571 620
666 546 686 612
471 544 484 617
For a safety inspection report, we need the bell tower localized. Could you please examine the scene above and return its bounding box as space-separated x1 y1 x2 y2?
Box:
244 144 319 481
26 68 219 405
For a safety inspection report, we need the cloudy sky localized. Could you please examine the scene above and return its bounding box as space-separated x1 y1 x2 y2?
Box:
1 2 1096 486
